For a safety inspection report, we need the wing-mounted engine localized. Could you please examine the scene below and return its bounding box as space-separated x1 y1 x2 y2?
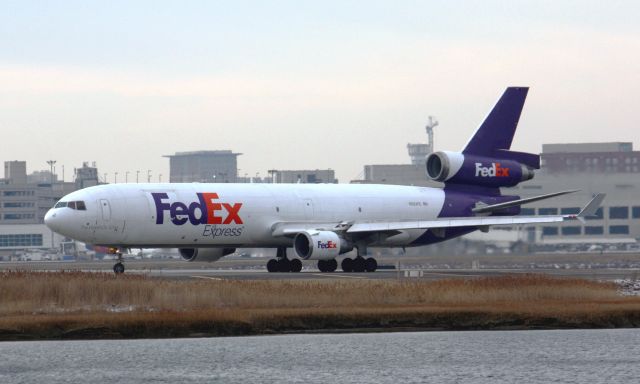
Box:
179 247 236 262
293 230 352 260
425 150 537 188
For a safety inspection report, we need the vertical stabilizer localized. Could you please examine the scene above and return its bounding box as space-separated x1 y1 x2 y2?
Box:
463 87 528 156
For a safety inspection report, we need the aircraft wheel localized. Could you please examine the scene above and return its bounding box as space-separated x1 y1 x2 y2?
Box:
327 259 338 272
277 258 291 273
341 258 353 272
113 262 125 274
365 257 377 272
267 259 278 272
290 258 302 273
353 257 365 273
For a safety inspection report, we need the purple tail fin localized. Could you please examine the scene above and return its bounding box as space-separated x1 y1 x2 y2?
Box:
463 87 529 156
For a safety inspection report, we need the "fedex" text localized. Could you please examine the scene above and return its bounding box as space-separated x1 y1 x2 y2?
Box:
317 241 338 249
474 162 510 177
152 192 243 226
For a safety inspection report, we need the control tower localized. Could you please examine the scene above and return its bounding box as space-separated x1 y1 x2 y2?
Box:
407 116 438 165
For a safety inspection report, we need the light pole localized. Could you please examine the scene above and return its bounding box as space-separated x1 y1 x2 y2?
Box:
103 173 107 184
125 171 129 183
147 170 151 183
46 160 56 184
114 172 118 184
136 170 140 183
158 174 162 183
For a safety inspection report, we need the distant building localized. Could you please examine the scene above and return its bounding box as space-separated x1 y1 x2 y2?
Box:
268 169 337 184
504 142 640 244
164 150 241 183
0 160 99 258
541 142 639 174
359 164 434 187
4 161 27 184
353 118 438 186
27 170 57 185
74 162 100 189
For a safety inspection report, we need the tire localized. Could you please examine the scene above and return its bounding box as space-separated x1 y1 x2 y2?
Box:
353 257 365 273
341 258 353 272
327 259 338 272
267 259 278 272
113 263 125 274
278 259 291 273
290 258 302 273
317 260 327 272
365 257 377 272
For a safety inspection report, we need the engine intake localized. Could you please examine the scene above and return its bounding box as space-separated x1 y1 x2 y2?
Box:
293 231 350 260
179 247 236 262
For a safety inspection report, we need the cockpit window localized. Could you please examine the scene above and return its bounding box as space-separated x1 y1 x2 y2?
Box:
54 201 86 210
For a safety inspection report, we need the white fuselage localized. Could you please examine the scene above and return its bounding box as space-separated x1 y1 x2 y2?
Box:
44 183 446 248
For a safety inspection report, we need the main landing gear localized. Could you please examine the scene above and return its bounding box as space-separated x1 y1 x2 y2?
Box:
341 247 377 272
267 247 302 273
317 259 338 273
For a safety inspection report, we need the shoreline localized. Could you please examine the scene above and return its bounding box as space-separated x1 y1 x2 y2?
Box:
2 307 640 341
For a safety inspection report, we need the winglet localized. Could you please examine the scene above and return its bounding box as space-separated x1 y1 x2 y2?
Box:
573 194 606 223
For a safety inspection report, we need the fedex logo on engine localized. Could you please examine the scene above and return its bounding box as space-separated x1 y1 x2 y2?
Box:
317 241 338 249
152 192 243 226
475 162 510 177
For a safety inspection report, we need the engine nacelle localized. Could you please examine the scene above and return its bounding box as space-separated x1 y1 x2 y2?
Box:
425 151 535 188
179 247 236 262
293 231 350 260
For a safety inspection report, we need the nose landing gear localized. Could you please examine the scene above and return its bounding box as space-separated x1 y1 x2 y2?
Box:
108 247 125 274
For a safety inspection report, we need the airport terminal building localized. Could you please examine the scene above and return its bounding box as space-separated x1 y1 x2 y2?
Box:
507 143 640 245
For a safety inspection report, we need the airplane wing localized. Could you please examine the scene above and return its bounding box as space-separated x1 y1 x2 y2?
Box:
271 194 605 236
347 193 605 233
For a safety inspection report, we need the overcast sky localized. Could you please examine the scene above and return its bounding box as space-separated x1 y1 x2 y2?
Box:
1 1 638 183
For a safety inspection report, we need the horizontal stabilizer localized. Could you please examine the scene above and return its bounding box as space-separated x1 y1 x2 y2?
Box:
472 190 579 214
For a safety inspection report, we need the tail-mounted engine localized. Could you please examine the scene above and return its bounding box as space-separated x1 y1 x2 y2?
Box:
179 247 236 262
425 150 537 188
293 230 352 260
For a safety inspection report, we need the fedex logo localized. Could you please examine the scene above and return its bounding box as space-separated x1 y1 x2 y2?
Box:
152 192 243 226
317 241 338 249
475 162 510 177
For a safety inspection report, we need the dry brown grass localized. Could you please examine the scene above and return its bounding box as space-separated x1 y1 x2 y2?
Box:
0 271 625 313
1 271 639 339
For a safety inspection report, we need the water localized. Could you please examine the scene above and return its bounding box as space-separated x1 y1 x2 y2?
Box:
1 329 639 383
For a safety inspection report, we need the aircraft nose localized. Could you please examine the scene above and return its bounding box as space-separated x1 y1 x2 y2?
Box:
44 209 61 232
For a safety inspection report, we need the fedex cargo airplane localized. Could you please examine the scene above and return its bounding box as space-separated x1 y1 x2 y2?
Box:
45 87 604 274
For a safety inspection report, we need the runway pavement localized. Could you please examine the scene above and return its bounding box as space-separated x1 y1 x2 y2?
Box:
1 259 639 281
